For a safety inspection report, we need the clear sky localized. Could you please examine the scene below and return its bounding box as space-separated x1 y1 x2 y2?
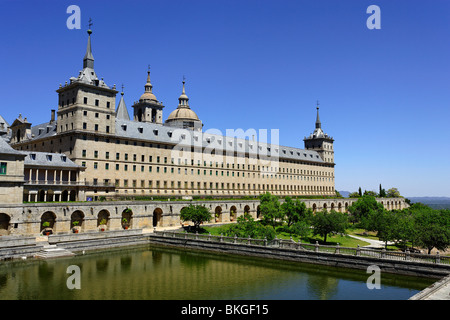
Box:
0 0 449 197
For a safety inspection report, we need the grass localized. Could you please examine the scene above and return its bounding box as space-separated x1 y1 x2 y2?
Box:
201 224 370 248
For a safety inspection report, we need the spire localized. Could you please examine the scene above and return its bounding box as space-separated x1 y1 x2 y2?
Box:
139 66 158 102
83 25 94 69
178 76 189 108
116 85 130 120
315 101 321 129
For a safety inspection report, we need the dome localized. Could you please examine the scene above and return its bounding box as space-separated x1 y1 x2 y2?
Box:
166 108 199 121
139 91 157 102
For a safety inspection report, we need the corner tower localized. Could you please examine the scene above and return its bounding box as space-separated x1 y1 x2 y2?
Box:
56 28 118 135
303 103 334 163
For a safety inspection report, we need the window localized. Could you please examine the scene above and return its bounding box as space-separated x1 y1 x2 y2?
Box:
107 101 110 108
82 150 86 157
94 162 98 169
84 97 87 104
0 162 6 175
83 111 87 116
94 124 99 131
83 123 87 130
95 99 99 106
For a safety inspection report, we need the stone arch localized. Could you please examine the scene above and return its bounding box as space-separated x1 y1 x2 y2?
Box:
244 205 250 215
0 213 11 235
330 203 335 211
41 211 56 234
98 209 110 230
215 206 222 222
338 202 342 212
256 205 261 219
230 205 237 221
71 210 84 233
345 202 349 212
312 203 317 213
153 208 163 227
323 203 327 211
122 208 133 229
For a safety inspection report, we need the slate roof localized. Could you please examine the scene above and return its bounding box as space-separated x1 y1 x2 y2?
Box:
22 151 82 168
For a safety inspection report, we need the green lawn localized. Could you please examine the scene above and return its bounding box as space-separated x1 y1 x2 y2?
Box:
201 224 370 248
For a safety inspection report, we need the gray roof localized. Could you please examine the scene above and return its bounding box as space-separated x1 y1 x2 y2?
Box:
30 121 57 140
115 119 325 164
0 137 25 156
23 151 81 168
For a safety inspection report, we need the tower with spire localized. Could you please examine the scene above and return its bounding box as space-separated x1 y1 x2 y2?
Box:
132 67 165 124
303 102 334 164
165 78 203 131
56 27 118 135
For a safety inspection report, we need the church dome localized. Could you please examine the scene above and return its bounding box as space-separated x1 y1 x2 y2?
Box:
139 91 157 102
166 108 199 121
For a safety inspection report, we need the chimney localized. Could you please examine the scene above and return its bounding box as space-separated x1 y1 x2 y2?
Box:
50 109 55 123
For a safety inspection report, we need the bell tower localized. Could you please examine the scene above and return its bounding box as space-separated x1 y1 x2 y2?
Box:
132 67 165 124
56 27 118 135
303 102 334 163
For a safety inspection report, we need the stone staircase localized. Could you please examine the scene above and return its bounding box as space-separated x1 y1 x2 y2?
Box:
34 243 75 259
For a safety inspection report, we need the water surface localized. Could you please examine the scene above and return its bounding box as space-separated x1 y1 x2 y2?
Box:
0 245 433 300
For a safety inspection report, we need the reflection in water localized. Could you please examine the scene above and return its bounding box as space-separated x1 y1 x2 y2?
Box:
0 244 434 300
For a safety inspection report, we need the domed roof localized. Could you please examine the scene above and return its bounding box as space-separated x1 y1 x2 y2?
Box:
166 108 199 121
139 91 158 102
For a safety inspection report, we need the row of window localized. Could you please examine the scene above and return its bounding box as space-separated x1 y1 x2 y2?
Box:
60 96 111 109
81 150 334 176
93 178 335 192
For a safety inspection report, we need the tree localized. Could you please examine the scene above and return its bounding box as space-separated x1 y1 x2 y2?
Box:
311 209 349 243
362 209 397 249
413 207 450 254
348 192 360 198
363 190 378 197
386 187 401 198
348 195 384 225
259 192 283 228
281 197 312 227
379 184 386 198
225 214 276 241
358 187 362 197
180 205 212 230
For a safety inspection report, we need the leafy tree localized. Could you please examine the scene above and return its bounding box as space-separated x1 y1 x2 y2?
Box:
259 192 283 228
225 214 276 241
362 209 398 249
180 205 212 230
413 207 450 254
281 197 312 227
363 190 378 197
311 209 349 243
358 187 362 197
289 221 311 241
348 192 360 198
348 195 384 225
386 187 401 198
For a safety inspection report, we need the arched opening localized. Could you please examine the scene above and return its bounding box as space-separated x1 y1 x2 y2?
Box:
61 190 69 202
312 203 317 213
0 213 11 235
338 202 342 212
215 206 222 222
69 190 77 201
97 209 110 231
230 205 237 221
71 210 84 233
153 208 163 227
323 203 328 211
256 205 261 219
41 211 56 235
244 205 250 216
122 208 133 229
137 109 143 122
331 203 335 211
46 190 54 202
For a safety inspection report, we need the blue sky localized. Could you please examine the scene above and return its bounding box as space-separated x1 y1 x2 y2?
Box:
0 0 449 197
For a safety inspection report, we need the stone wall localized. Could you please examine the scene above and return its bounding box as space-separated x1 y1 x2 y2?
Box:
0 197 408 236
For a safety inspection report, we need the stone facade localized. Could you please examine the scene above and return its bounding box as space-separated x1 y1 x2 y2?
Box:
0 198 408 236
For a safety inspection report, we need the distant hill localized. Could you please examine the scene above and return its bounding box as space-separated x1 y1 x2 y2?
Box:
407 197 450 209
338 191 350 198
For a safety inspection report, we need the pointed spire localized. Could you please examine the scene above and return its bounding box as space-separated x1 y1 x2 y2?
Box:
145 65 153 93
116 85 130 120
83 26 94 69
139 66 158 102
315 100 321 129
178 76 189 108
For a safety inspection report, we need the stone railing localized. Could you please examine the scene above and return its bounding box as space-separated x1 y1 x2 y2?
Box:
154 231 450 266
